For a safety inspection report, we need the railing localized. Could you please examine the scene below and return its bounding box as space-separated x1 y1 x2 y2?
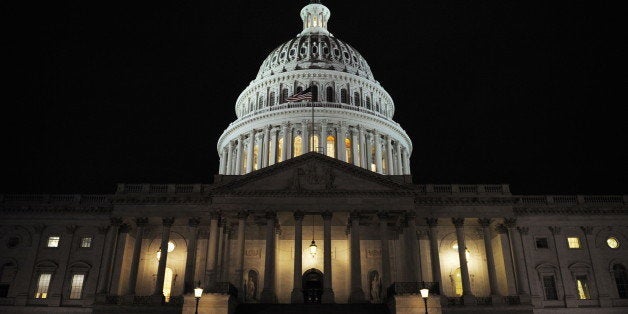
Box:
519 195 626 205
1 194 111 204
504 295 521 305
206 282 238 297
116 183 209 194
237 102 391 122
387 282 440 296
476 296 492 306
417 184 511 195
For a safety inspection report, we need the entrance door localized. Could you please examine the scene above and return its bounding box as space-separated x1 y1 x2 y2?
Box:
302 268 323 304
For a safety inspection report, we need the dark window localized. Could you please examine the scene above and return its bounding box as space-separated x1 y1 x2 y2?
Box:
543 276 558 300
340 89 348 104
326 87 334 102
281 89 288 103
311 85 318 102
269 92 276 106
296 86 303 94
354 92 360 107
614 264 628 298
7 237 19 248
365 97 371 110
536 238 549 249
0 284 8 298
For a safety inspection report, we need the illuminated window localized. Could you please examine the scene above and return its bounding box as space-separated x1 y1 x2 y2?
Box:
293 136 302 157
47 236 60 248
567 237 581 249
607 237 620 249
311 135 320 153
543 276 558 300
35 273 52 298
69 274 85 299
575 275 590 299
326 135 335 158
80 237 92 248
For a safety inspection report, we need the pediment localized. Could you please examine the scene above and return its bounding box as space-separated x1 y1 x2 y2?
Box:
210 153 414 195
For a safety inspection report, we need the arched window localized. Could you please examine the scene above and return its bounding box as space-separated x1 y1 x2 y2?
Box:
269 92 276 107
326 135 335 158
0 261 17 298
366 97 371 110
311 85 318 102
281 89 288 103
341 89 348 104
311 135 320 153
354 92 361 107
326 86 334 102
614 264 628 298
296 86 303 94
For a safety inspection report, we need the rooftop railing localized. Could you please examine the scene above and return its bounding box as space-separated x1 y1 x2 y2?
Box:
236 101 391 122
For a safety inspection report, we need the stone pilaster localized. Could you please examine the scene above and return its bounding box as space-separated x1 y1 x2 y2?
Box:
260 211 278 303
184 217 201 294
291 211 304 303
426 218 443 294
322 210 335 303
153 217 175 303
452 218 475 304
128 217 148 296
235 211 248 301
479 218 501 304
377 211 391 296
349 211 365 303
206 211 220 288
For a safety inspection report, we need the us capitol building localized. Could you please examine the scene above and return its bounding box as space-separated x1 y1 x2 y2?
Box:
1 1 627 314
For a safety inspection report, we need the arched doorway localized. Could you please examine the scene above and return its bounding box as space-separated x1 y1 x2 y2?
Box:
302 268 323 304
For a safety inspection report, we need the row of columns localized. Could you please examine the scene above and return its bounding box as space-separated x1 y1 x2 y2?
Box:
219 123 411 176
98 214 529 304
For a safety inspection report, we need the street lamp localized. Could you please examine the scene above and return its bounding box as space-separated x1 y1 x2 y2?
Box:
420 288 429 314
194 281 203 314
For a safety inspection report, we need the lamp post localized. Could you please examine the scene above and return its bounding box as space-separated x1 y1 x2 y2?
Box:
194 281 203 314
420 288 429 314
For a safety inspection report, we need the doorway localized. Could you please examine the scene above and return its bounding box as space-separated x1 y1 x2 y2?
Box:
302 268 323 304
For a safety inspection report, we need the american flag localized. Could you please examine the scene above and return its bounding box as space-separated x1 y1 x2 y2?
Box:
286 87 313 102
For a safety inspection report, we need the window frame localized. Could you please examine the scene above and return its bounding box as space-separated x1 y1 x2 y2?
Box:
46 235 60 248
69 273 86 300
566 236 581 249
34 272 53 299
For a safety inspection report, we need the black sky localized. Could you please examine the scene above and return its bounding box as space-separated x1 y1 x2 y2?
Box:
2 1 626 195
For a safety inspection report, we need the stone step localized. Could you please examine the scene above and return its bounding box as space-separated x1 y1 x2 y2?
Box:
234 303 391 314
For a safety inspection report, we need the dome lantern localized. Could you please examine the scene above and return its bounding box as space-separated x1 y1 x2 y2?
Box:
300 1 331 36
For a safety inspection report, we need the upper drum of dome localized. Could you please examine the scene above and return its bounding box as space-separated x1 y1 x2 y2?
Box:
255 34 375 81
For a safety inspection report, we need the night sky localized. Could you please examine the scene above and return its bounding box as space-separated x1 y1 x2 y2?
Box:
3 1 626 195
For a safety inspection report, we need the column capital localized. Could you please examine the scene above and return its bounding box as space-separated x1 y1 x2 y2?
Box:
504 217 517 228
237 210 249 220
376 211 389 220
494 224 508 234
426 217 438 227
349 210 361 220
162 217 175 227
188 217 201 228
478 218 492 228
209 210 222 220
265 211 277 220
452 217 465 228
321 210 333 221
135 217 149 227
119 223 131 234
293 210 305 221
580 226 594 235
110 217 123 227
517 226 529 235
548 226 561 235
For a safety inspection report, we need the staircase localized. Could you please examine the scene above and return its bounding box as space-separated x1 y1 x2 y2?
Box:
234 303 390 314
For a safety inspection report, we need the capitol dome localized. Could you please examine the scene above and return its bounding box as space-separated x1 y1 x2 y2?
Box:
217 0 413 176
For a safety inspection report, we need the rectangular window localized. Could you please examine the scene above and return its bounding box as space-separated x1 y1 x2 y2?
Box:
69 274 85 299
0 284 9 298
576 275 590 299
47 236 60 248
567 237 581 249
536 237 549 249
80 237 92 248
543 275 558 300
35 273 52 298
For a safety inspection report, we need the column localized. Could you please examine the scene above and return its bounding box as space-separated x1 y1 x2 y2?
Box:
402 148 411 175
235 211 248 301
260 211 278 303
426 218 443 294
495 224 517 295
206 212 220 288
452 218 474 302
386 136 394 175
221 223 232 281
219 149 226 175
256 134 263 170
216 219 225 281
351 128 360 166
301 121 309 154
320 121 327 155
246 129 256 173
479 218 500 301
184 217 201 294
358 125 367 169
153 217 175 300
337 122 347 162
322 211 335 303
262 125 270 167
291 211 304 303
235 135 244 175
505 218 530 296
226 141 233 175
395 143 403 175
581 226 609 306
377 211 391 296
349 211 365 302
285 125 293 159
374 131 382 173
282 123 290 161
404 212 422 282
269 128 277 166
365 132 373 171
127 217 148 296
97 218 122 295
